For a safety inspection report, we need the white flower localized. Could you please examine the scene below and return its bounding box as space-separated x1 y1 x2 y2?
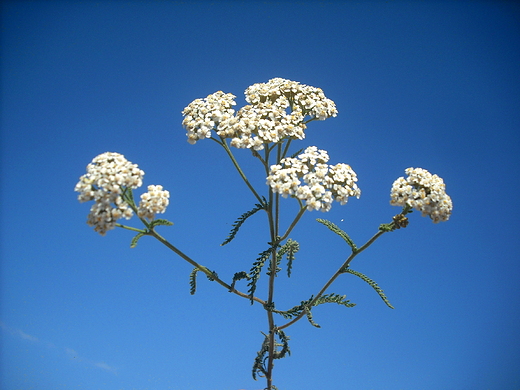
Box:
182 78 337 149
75 152 144 235
138 185 170 220
390 167 452 223
266 146 360 212
182 91 237 144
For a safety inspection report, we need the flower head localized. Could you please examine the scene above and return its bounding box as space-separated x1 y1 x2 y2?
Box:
266 146 360 211
74 152 145 235
181 91 237 145
390 167 452 223
138 185 170 220
181 78 337 150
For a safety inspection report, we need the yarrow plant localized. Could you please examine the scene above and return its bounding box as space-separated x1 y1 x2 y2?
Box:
75 78 452 389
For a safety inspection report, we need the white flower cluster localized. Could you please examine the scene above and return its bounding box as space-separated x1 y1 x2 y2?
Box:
390 167 453 223
266 146 361 212
137 185 170 220
182 91 237 145
181 78 338 150
74 152 145 235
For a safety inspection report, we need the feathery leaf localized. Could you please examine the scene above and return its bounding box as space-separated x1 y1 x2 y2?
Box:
189 267 199 295
150 218 174 228
316 218 357 251
221 199 267 246
247 246 275 304
345 268 394 309
130 232 146 248
230 271 250 292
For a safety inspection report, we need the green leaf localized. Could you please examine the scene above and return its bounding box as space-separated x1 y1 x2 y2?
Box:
276 238 299 277
150 218 174 228
304 306 321 328
313 293 356 309
274 293 355 321
272 329 291 359
252 333 269 380
189 268 199 295
286 239 299 277
130 232 146 248
230 271 249 292
247 246 275 304
316 218 357 251
221 199 267 246
345 268 394 309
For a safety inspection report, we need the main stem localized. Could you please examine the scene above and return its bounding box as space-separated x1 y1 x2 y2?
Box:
264 143 283 389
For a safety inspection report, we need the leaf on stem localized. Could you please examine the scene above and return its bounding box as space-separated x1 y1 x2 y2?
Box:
272 329 291 359
149 218 174 228
230 271 250 292
344 268 394 309
248 246 275 304
252 333 269 380
221 199 267 246
189 267 199 295
130 232 146 248
274 293 355 321
251 330 291 381
276 239 300 277
316 218 357 252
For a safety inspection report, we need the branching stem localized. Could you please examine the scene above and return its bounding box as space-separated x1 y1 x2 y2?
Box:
277 229 386 331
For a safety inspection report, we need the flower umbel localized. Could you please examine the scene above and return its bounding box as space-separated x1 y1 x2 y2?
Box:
138 185 170 220
181 91 237 145
181 78 338 150
390 167 453 223
266 146 361 212
74 152 144 235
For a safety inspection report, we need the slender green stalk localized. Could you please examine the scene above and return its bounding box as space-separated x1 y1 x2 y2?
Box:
278 229 387 331
215 137 265 205
148 227 267 306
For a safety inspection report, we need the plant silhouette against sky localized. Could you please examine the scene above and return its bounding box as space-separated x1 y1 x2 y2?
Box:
75 78 452 390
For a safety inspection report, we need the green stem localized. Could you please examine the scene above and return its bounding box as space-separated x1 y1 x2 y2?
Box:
277 228 387 331
147 227 267 306
115 223 147 233
215 137 265 205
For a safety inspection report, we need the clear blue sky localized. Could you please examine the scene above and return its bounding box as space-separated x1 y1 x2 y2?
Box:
1 1 519 389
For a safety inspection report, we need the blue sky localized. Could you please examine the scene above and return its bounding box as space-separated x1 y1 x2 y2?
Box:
1 1 519 389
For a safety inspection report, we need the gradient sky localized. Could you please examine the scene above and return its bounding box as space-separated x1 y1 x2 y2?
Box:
1 1 519 389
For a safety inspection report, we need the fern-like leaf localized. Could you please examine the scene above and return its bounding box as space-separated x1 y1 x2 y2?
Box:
150 218 174 228
247 246 275 304
252 333 269 380
189 267 199 295
274 239 299 277
221 199 267 246
316 218 357 251
285 239 299 277
272 329 291 359
130 232 146 248
313 293 356 309
345 268 394 309
304 306 321 328
274 293 355 325
230 271 249 292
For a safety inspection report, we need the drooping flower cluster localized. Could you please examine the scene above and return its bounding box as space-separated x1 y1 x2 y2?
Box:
181 78 338 150
137 185 170 220
390 167 452 223
266 146 361 212
74 152 146 235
